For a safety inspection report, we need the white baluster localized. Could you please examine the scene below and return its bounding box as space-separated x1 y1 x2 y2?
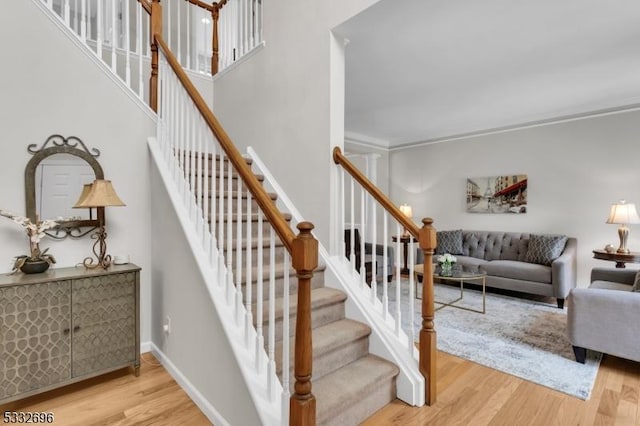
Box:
64 0 70 27
281 249 290 419
96 0 103 58
217 150 225 282
167 0 171 50
177 0 182 65
111 0 116 72
395 223 402 336
255 212 264 372
80 0 87 41
186 1 191 70
197 121 204 235
267 227 276 401
235 177 244 326
202 122 210 254
87 0 92 41
190 110 197 218
349 177 355 271
73 0 78 32
383 212 389 318
370 197 377 302
339 168 345 259
125 0 131 85
47 0 52 10
245 190 253 347
137 4 143 99
408 239 415 351
360 187 366 287
226 159 234 304
210 140 218 262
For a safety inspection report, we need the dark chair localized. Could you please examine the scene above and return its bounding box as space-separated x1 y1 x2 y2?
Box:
344 229 394 283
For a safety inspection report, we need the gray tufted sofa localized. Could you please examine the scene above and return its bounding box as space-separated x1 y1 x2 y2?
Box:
419 230 577 308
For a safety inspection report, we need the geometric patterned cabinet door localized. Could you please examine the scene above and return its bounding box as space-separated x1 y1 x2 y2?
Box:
72 273 136 377
0 264 140 404
0 281 72 400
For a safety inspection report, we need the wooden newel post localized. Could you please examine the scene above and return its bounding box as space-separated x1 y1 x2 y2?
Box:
290 222 317 426
419 217 437 405
149 0 162 112
211 6 219 75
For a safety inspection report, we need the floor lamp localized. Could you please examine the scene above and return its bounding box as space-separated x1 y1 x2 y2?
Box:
74 179 126 269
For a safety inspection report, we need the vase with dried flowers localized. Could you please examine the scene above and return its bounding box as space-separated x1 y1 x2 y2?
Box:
0 210 59 274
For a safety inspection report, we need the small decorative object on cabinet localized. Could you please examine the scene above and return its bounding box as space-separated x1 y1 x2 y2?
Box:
0 264 141 404
0 209 60 274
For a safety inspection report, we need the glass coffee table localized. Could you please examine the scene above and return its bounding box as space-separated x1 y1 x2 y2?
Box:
413 264 487 314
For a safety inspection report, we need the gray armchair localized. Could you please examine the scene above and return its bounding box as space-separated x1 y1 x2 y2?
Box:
567 267 640 363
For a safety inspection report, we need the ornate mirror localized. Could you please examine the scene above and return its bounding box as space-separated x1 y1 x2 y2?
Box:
25 135 104 239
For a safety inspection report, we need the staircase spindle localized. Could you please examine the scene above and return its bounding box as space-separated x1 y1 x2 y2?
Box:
80 0 87 41
217 151 225 282
64 0 70 26
177 0 182 64
370 197 377 302
267 226 277 401
226 159 234 304
96 0 103 58
408 239 415 351
235 178 244 326
110 0 116 71
281 249 291 423
349 177 355 271
360 187 366 287
244 190 253 347
136 4 143 98
255 212 264 373
394 223 402 336
124 2 131 85
383 211 389 318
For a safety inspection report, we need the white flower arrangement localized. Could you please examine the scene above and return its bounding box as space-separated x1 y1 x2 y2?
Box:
437 253 457 266
0 209 61 272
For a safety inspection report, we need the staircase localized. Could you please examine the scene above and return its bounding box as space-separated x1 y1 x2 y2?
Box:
211 155 400 424
29 0 436 421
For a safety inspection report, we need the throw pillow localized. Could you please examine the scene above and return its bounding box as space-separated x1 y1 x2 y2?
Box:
525 234 568 266
633 272 640 292
436 229 464 255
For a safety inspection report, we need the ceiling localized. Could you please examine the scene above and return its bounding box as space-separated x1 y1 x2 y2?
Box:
334 0 640 148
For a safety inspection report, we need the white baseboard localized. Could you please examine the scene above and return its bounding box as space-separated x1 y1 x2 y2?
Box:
146 342 230 426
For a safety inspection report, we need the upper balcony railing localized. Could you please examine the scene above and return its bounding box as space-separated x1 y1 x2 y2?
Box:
38 0 263 105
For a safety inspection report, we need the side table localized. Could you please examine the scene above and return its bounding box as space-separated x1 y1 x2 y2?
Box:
392 235 417 275
592 249 640 268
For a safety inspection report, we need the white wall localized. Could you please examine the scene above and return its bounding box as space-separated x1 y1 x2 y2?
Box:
0 1 155 342
149 163 260 426
210 0 382 248
389 108 640 286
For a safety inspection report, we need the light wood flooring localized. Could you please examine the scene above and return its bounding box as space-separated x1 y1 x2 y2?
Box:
2 351 638 425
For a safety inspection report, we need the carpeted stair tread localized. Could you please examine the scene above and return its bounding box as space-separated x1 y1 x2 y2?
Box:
254 287 346 324
212 212 292 223
313 355 399 425
275 319 371 377
244 262 326 284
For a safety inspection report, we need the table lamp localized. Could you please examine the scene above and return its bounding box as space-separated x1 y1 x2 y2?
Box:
606 199 640 254
73 179 126 268
399 203 413 237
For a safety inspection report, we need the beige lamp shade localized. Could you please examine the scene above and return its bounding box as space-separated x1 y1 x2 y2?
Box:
73 180 126 208
399 203 413 219
72 183 94 208
606 200 640 225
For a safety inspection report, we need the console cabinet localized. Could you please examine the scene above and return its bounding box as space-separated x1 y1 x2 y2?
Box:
0 264 140 403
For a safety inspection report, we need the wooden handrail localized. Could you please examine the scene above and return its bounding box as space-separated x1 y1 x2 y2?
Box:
155 34 295 252
333 147 420 238
137 0 151 14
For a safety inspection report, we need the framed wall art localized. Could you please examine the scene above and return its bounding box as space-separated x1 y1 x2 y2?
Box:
467 175 528 214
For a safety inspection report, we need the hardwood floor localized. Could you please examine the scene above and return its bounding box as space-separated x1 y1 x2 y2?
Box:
363 351 640 426
0 353 212 426
2 351 638 425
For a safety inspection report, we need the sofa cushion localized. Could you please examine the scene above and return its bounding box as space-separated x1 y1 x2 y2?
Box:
633 272 640 292
525 234 568 266
454 255 489 274
481 260 551 284
436 229 464 255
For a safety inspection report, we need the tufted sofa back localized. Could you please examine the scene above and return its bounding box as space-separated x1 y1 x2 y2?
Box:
461 230 531 262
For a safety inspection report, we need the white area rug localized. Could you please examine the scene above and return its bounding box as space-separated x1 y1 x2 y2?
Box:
385 281 601 400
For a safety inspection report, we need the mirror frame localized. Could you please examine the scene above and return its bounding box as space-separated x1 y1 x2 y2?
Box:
25 134 104 239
